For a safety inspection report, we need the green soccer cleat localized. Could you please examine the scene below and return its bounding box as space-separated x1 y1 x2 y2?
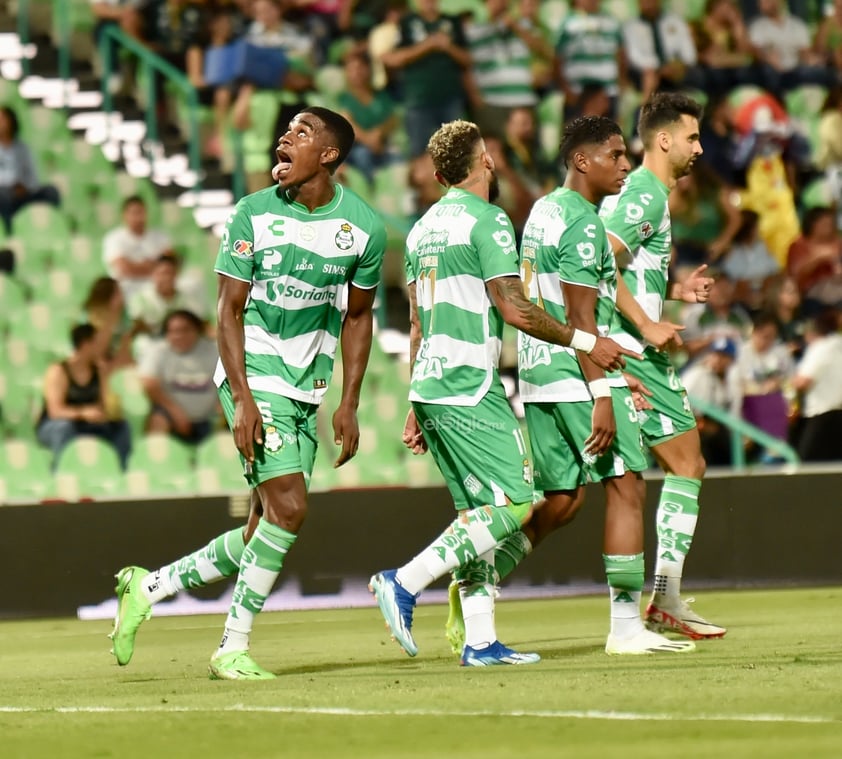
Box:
208 651 277 680
445 580 465 655
109 566 152 666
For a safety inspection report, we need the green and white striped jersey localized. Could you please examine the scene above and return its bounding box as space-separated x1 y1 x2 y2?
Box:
599 166 671 352
465 20 538 107
518 187 623 403
213 184 386 405
405 188 519 407
555 11 622 95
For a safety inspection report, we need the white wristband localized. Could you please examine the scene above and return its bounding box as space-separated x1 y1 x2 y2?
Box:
588 378 612 399
570 329 597 354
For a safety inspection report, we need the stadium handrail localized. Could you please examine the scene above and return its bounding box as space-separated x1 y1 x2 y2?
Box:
97 25 202 184
688 395 800 469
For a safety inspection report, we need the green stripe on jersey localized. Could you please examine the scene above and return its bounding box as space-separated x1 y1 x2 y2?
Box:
405 188 520 406
466 21 537 107
518 187 621 403
599 167 671 349
556 11 622 93
214 184 386 405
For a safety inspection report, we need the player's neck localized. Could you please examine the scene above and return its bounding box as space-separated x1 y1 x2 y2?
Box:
641 154 675 189
562 176 601 206
283 176 337 212
452 173 490 202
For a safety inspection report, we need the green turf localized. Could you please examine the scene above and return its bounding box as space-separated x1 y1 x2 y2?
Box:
2 588 841 758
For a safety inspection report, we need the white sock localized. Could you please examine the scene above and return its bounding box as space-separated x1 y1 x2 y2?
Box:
609 587 645 639
140 569 177 604
461 582 497 649
217 627 250 656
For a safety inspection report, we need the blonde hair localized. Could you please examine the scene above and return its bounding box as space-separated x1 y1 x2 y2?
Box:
427 120 482 185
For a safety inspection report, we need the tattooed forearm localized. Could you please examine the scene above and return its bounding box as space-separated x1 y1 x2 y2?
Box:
408 282 422 369
487 276 578 347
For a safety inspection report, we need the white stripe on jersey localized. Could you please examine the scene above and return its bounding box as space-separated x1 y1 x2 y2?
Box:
434 274 488 315
243 324 338 369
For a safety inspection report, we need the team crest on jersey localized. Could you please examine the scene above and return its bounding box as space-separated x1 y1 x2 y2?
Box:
522 459 533 485
264 426 283 453
231 239 253 258
638 221 653 239
335 223 354 250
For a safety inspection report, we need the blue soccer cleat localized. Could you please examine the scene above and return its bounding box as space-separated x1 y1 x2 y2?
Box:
460 641 541 666
369 569 418 656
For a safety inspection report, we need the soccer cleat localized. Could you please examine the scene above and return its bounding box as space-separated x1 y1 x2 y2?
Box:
369 569 418 656
645 597 727 640
605 629 696 655
109 566 152 666
460 641 541 667
208 650 276 680
445 580 465 655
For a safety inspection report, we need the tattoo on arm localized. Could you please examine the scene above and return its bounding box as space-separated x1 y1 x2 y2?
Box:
408 282 422 369
487 276 577 347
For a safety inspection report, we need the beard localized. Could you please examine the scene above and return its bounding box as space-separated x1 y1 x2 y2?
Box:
488 171 500 203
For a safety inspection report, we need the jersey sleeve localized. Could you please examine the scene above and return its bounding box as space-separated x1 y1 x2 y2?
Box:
214 200 255 283
473 208 520 282
350 215 386 290
601 188 664 253
404 244 416 285
558 212 603 290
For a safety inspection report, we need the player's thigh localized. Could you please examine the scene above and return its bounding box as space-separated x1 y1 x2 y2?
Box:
590 387 649 482
414 390 533 509
625 348 697 445
524 401 588 493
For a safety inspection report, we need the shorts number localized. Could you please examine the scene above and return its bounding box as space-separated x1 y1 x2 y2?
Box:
623 395 638 423
256 401 273 424
666 366 681 391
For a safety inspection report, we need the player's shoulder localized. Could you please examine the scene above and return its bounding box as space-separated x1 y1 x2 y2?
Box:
335 185 386 231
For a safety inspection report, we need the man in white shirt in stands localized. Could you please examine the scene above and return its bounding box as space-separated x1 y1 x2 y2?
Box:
102 195 171 301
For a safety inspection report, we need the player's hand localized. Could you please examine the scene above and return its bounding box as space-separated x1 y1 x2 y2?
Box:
678 264 715 303
585 397 616 455
624 373 654 411
641 318 685 351
233 396 263 464
588 336 641 372
332 402 360 467
402 408 428 455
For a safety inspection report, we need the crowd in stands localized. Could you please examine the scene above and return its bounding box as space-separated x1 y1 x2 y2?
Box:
5 0 842 493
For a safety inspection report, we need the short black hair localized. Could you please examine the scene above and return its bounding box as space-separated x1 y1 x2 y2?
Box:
298 106 355 173
559 115 623 166
0 105 20 138
122 194 146 210
71 323 97 349
753 310 780 332
164 309 204 333
638 92 704 148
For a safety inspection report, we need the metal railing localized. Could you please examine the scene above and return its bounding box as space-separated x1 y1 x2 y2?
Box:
689 395 800 469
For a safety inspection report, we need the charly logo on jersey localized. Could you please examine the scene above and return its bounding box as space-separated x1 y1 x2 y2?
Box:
231 239 253 259
335 222 354 250
264 426 283 453
269 219 286 237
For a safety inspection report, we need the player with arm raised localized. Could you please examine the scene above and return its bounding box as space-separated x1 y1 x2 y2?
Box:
109 107 387 680
369 119 637 663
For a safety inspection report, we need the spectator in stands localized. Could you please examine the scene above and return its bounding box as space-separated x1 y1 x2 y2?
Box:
813 0 842 75
285 0 343 66
682 335 740 466
184 7 239 99
83 276 138 370
463 0 550 140
36 322 132 470
338 51 399 184
693 0 761 95
792 307 842 461
733 310 794 457
381 0 470 161
339 0 392 42
623 0 703 101
816 86 842 206
763 274 805 358
138 310 220 444
368 0 405 91
698 95 742 187
128 253 208 338
103 195 172 301
0 105 61 234
786 206 842 298
670 161 741 271
720 209 781 311
682 270 753 360
554 0 625 120
748 0 831 92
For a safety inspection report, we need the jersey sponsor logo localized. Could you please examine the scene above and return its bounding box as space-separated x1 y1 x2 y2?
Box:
433 203 466 217
463 473 483 497
264 426 283 453
313 378 327 390
335 222 354 250
414 341 445 381
232 239 253 258
492 212 516 254
577 240 596 264
262 248 283 270
323 263 347 275
263 278 337 303
638 221 653 239
295 260 314 271
624 203 644 223
519 338 552 371
269 219 286 237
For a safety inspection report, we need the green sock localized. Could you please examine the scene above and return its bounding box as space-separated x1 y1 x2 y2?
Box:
218 518 296 654
605 552 645 639
395 504 524 595
492 531 533 583
653 475 701 602
142 528 246 604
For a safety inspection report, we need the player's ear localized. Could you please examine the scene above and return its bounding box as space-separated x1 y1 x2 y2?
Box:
321 145 340 167
572 149 589 174
656 129 672 153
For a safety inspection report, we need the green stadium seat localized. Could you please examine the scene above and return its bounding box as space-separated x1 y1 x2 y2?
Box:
1 338 54 390
127 433 196 494
405 451 445 488
9 204 73 266
194 464 249 494
54 435 124 498
196 431 245 491
0 439 53 500
7 303 75 354
0 275 28 331
108 367 151 440
313 65 346 105
0 374 41 440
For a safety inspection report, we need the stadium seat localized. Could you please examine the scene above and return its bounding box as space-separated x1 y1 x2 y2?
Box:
7 303 75 354
9 204 73 267
0 338 54 391
128 433 196 494
54 435 124 497
108 367 151 439
194 465 248 494
195 431 244 491
405 450 445 488
0 374 40 441
0 275 28 331
0 439 53 500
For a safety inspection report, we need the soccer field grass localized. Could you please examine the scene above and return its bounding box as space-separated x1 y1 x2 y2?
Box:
2 587 840 759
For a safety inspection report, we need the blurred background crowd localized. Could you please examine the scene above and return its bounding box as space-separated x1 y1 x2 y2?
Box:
2 0 842 501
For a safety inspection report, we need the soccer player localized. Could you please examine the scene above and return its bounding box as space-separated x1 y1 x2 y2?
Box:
599 92 726 639
108 107 387 680
369 119 638 664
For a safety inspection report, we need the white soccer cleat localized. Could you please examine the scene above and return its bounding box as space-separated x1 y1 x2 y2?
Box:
645 597 727 640
605 628 696 655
